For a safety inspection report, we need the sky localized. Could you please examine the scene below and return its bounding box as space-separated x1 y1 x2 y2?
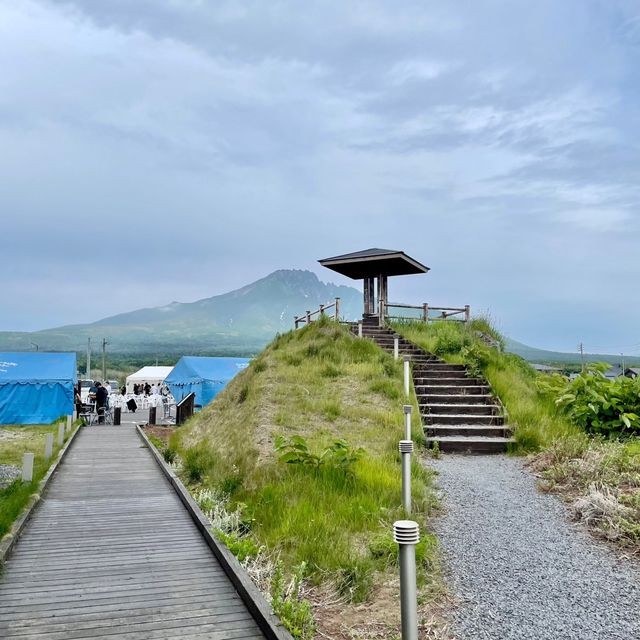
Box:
1 0 639 353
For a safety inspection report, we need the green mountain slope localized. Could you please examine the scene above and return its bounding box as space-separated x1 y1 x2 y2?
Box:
0 270 362 355
505 337 640 366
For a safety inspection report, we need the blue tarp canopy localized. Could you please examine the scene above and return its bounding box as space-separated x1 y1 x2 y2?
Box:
164 356 250 408
0 352 77 425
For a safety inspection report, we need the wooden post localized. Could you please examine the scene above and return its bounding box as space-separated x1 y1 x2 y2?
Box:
45 433 54 460
464 305 470 323
306 310 311 324
294 316 299 329
319 304 325 317
335 297 340 320
22 453 34 482
358 322 363 338
379 299 385 327
423 303 429 323
57 422 65 446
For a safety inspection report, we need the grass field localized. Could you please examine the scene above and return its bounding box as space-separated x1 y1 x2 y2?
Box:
0 422 77 540
166 318 442 638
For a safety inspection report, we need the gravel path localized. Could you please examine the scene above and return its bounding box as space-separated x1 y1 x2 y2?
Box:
0 464 20 489
429 455 640 640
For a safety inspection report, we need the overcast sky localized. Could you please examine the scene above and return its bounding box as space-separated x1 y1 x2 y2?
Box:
1 1 639 353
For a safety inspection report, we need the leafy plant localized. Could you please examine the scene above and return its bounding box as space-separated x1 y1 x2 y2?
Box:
460 343 491 377
537 364 640 436
274 435 364 474
271 561 316 639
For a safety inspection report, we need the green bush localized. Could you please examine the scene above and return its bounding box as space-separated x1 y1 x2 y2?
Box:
216 529 261 562
183 447 212 484
274 435 363 475
162 446 177 464
537 364 640 436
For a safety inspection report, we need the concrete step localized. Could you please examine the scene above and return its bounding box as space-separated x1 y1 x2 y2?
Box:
423 413 505 426
425 403 501 415
415 377 485 386
426 425 511 438
426 435 515 454
413 363 466 370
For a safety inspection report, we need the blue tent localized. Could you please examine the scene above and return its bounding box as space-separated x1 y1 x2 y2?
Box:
0 352 77 425
165 356 250 408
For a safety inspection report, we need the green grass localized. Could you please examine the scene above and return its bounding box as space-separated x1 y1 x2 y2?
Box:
0 422 78 539
171 318 437 605
392 318 580 451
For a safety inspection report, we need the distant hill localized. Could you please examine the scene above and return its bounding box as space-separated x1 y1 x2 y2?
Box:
505 338 640 367
2 270 636 365
0 270 362 355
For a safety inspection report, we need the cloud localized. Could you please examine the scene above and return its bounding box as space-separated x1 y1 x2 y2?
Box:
0 0 638 351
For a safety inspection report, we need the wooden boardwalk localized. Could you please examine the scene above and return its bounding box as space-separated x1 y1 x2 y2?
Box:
0 426 267 640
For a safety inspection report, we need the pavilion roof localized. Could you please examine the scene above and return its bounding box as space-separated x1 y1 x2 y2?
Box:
318 248 429 280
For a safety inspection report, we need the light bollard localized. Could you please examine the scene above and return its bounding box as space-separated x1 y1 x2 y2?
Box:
57 422 65 446
358 322 363 338
66 414 73 432
394 520 420 640
403 404 412 440
44 433 54 460
394 335 399 360
22 453 34 482
403 357 411 398
399 440 414 513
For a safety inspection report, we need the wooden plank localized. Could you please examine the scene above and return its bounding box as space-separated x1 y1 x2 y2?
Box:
0 426 270 640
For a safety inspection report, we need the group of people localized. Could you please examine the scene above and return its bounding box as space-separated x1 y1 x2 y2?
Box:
131 382 169 397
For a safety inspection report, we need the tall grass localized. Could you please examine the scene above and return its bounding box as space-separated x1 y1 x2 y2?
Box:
392 319 579 451
0 422 77 539
171 317 437 602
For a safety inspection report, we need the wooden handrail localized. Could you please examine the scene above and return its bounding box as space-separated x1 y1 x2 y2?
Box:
294 298 341 329
385 302 470 324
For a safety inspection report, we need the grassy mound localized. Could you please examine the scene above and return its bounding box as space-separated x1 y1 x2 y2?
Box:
392 318 579 451
170 318 438 622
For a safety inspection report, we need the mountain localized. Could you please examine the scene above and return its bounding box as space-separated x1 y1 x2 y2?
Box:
0 270 362 355
505 338 640 367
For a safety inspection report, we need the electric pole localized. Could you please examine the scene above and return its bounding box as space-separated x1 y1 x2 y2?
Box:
579 342 585 373
87 337 91 379
102 338 108 381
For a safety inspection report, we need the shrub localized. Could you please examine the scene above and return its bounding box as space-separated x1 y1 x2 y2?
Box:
274 435 363 475
216 529 261 562
183 447 212 484
537 364 640 436
163 446 177 464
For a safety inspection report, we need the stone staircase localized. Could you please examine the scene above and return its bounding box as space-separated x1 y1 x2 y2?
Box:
354 318 514 453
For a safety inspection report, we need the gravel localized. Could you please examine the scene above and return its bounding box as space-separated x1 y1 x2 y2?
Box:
429 455 640 640
0 464 21 489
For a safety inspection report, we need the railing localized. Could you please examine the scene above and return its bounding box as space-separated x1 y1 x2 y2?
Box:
384 302 470 324
294 297 341 329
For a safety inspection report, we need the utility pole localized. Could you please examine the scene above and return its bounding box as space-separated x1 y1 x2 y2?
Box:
102 338 108 381
579 342 585 373
87 337 91 379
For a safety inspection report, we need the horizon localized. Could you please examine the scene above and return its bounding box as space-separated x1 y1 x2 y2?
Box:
1 2 639 355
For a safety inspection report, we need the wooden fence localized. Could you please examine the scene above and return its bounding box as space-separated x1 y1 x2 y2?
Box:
294 297 341 329
385 302 470 324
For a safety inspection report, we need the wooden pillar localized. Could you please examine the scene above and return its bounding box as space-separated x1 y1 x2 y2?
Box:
363 277 375 316
377 275 388 324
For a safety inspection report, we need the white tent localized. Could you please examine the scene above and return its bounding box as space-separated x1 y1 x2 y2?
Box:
125 366 174 394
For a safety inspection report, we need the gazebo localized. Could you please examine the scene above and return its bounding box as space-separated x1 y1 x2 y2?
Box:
319 248 429 322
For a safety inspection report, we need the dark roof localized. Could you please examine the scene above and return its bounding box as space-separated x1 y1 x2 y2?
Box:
318 248 430 280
